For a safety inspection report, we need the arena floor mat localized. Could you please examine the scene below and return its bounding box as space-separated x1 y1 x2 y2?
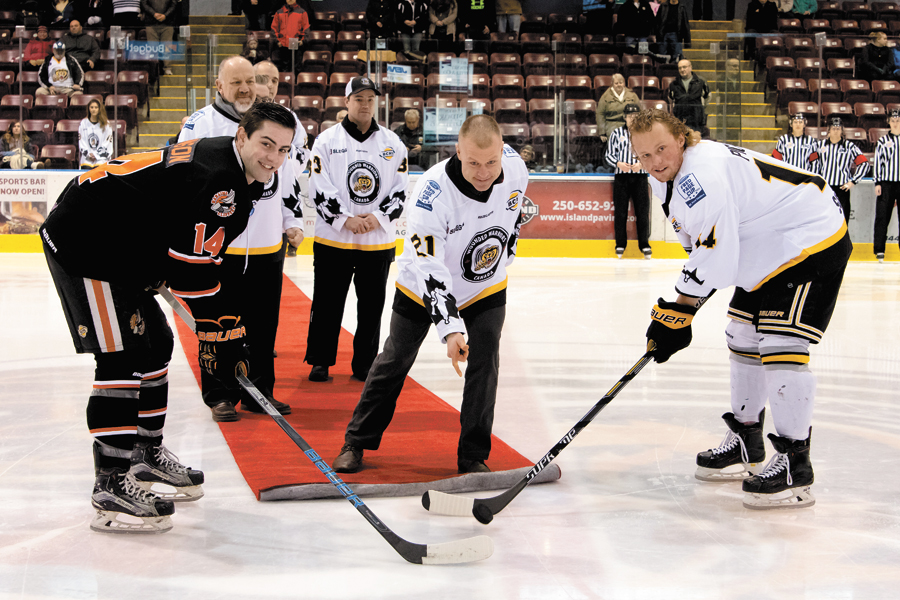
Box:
173 274 561 501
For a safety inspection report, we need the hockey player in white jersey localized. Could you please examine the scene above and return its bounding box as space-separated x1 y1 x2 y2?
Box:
304 76 409 383
331 114 527 475
178 55 307 422
630 108 851 509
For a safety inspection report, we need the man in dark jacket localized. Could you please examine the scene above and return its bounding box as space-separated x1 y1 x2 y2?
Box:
366 0 393 40
668 58 710 131
395 0 429 59
656 0 691 61
859 31 897 82
458 0 497 42
61 19 100 70
393 108 423 167
616 0 655 52
744 0 778 60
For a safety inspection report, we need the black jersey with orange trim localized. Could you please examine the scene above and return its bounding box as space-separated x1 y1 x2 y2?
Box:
40 136 263 317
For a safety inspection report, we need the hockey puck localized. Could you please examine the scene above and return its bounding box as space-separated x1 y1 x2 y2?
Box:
473 504 493 525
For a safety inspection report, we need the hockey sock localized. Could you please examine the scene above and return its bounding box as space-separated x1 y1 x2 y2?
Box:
136 364 169 445
760 334 816 441
726 321 767 423
88 351 141 470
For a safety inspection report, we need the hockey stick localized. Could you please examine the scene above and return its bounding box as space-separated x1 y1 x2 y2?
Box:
157 287 493 563
236 374 494 564
422 345 656 524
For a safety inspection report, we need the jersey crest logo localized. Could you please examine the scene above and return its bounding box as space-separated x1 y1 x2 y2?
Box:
416 180 441 211
461 227 509 283
211 189 236 217
347 160 381 204
129 310 145 335
77 325 88 338
506 190 521 211
677 173 706 208
380 147 395 160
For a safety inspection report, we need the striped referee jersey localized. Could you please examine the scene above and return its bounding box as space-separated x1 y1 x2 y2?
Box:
873 131 900 183
810 138 869 186
605 125 645 175
772 133 820 173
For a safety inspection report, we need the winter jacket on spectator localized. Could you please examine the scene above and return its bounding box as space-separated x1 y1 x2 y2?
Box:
596 85 640 138
140 0 177 25
745 0 778 33
616 0 656 39
24 37 53 63
668 73 710 129
38 53 84 89
61 31 100 67
271 1 310 48
366 0 393 37
78 0 114 27
791 0 816 15
655 1 691 46
395 0 429 35
429 0 457 37
458 0 497 37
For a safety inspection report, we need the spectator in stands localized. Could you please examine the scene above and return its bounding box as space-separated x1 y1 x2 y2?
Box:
668 58 709 132
78 98 114 169
17 1 42 29
458 0 497 44
429 0 457 47
394 108 423 167
774 0 794 14
596 74 640 144
24 26 53 71
111 0 143 26
142 0 177 76
242 0 270 31
395 0 429 60
0 122 44 170
37 41 84 98
62 19 99 70
254 60 280 101
791 0 816 16
241 33 271 64
859 31 897 83
366 0 393 40
496 0 522 36
616 0 656 53
271 0 310 72
80 0 113 27
48 0 76 26
254 74 272 101
655 0 690 62
744 0 777 60
519 144 537 171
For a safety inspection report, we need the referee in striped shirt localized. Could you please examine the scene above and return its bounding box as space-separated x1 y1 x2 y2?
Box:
606 103 651 259
772 113 819 173
872 109 900 262
810 118 870 224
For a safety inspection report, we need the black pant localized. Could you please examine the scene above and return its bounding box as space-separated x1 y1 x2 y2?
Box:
305 243 392 378
874 181 900 254
200 242 287 407
344 300 505 461
834 186 851 225
613 173 650 250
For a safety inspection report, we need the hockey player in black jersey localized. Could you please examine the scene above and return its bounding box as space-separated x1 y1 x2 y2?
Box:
40 102 297 533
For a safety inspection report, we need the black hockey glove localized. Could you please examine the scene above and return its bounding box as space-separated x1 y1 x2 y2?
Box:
196 316 250 382
646 298 698 364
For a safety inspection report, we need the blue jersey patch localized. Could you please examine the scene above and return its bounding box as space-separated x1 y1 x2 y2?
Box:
677 173 707 208
415 180 441 211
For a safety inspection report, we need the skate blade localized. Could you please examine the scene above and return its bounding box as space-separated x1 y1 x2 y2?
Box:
90 510 173 533
742 486 816 510
134 479 204 502
695 461 763 482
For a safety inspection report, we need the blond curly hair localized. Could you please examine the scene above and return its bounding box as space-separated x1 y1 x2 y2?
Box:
628 109 702 150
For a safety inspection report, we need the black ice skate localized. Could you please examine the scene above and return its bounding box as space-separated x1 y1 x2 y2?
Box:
695 410 766 482
91 468 175 534
742 431 815 510
130 441 205 501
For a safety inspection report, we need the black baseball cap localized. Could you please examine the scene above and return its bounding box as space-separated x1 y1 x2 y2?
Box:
624 103 641 115
890 109 900 119
345 76 381 97
830 117 843 128
790 113 806 121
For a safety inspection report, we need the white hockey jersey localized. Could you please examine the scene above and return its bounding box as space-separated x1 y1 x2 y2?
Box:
648 140 847 299
308 118 409 251
77 118 113 166
395 145 528 342
178 100 308 255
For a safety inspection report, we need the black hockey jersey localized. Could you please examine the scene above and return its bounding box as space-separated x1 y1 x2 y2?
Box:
40 137 263 317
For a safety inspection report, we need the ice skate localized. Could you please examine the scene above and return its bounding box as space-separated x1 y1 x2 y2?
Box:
742 432 815 510
130 441 205 501
91 468 175 534
695 410 766 482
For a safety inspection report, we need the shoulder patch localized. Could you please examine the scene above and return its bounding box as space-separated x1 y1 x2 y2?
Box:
503 144 520 158
415 180 441 211
165 138 201 167
676 173 707 208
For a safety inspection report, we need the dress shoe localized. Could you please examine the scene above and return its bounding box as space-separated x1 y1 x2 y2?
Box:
333 444 363 473
309 365 329 382
458 459 491 474
210 402 239 422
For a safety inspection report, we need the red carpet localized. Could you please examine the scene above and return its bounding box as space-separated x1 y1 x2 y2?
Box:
173 274 560 501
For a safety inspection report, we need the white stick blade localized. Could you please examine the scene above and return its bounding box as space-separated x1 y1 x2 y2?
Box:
422 535 494 565
424 490 476 516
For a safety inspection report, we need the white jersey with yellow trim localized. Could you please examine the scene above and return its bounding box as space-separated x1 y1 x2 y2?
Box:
648 140 847 299
394 145 528 342
177 102 307 255
308 119 409 251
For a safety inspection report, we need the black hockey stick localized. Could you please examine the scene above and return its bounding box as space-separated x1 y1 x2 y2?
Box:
236 375 493 564
421 345 656 524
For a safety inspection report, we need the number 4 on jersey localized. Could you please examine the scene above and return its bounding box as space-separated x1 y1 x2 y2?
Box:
695 226 716 250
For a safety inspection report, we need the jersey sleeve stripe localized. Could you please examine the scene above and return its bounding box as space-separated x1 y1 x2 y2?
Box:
170 284 221 298
168 249 222 264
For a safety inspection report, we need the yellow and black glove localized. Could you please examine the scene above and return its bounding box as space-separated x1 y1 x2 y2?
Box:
646 298 698 364
196 316 250 382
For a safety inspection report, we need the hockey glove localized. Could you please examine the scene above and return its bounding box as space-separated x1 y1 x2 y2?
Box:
196 316 250 382
646 298 698 364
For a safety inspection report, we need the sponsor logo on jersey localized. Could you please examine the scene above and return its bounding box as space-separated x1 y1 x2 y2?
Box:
78 325 88 338
503 145 520 158
760 311 785 318
52 68 70 82
380 147 395 160
211 189 237 217
506 190 521 211
260 171 279 200
461 227 509 283
677 173 706 208
88 133 100 149
416 180 441 211
520 195 538 225
478 211 494 219
129 310 145 335
448 223 464 234
331 148 347 154
347 160 381 204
